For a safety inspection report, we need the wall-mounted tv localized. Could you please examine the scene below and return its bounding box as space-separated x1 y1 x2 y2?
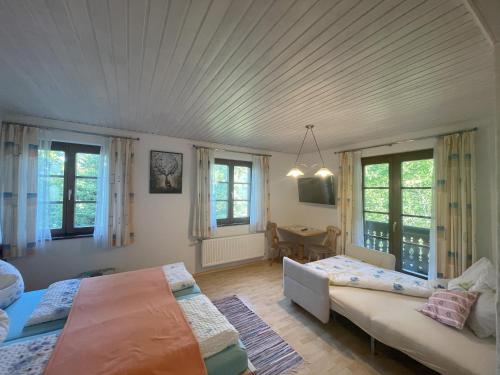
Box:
297 176 335 205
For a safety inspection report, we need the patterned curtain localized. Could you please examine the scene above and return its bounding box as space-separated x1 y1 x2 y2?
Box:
192 147 217 239
93 138 110 248
337 152 353 255
249 155 270 234
107 138 135 247
0 123 39 258
435 131 476 278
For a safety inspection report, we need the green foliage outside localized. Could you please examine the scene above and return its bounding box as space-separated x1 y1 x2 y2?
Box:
46 151 99 229
74 153 98 227
213 164 250 219
364 160 433 229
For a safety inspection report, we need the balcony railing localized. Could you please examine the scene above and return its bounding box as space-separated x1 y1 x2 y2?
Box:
364 220 430 278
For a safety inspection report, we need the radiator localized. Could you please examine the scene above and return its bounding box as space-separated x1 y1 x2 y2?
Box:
201 233 265 267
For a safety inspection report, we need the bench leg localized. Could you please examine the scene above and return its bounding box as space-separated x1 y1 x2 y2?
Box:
370 336 376 355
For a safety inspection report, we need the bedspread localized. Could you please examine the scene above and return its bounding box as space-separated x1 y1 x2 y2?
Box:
43 267 207 375
308 256 432 298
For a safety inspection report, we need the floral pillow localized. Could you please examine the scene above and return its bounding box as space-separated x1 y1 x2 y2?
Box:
0 260 24 309
418 290 479 329
25 279 81 327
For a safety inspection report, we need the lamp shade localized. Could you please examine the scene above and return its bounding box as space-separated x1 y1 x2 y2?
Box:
314 167 333 177
286 167 304 177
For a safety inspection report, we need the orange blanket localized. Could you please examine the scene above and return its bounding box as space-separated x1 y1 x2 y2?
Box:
44 267 207 375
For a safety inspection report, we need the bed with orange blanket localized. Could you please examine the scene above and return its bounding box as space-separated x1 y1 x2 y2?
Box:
44 266 207 375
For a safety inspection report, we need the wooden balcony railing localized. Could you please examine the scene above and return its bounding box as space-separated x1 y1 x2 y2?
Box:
364 220 430 278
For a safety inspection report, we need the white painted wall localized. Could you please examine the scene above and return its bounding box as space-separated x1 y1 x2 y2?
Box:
5 115 298 290
4 114 497 290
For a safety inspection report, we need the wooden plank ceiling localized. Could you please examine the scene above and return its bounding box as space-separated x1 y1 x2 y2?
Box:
0 0 494 152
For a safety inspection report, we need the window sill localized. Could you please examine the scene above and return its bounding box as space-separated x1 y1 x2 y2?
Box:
52 234 94 241
217 223 250 228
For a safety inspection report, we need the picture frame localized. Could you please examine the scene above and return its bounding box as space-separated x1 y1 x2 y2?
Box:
149 150 183 194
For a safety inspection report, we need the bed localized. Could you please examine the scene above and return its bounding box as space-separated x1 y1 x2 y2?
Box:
1 264 247 375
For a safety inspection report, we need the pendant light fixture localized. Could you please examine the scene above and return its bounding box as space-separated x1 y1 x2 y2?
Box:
286 125 333 178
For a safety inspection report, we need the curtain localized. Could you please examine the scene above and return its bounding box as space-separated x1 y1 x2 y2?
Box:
192 147 217 239
435 131 476 278
249 155 270 233
35 129 53 247
93 138 111 247
107 138 135 247
337 152 363 254
351 152 364 247
0 123 39 258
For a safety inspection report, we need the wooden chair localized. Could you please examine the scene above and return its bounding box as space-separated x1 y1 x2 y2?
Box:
308 226 341 262
266 222 295 264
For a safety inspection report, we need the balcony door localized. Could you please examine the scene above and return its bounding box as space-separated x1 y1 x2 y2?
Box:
362 150 433 278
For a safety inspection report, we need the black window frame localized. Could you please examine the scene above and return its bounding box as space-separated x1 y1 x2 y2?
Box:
50 142 100 239
361 149 433 279
214 158 252 227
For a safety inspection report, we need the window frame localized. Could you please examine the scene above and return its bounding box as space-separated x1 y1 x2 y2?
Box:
361 149 433 279
50 142 100 239
214 158 252 227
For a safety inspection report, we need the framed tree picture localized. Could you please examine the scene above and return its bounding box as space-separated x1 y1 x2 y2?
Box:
149 150 183 194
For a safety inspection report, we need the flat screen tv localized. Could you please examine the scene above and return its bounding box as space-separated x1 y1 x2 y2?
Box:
297 176 335 205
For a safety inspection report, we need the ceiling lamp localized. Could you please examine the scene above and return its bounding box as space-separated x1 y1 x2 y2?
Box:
287 125 333 178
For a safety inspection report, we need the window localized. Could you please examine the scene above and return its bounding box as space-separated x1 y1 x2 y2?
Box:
213 159 252 226
48 142 100 238
362 150 433 278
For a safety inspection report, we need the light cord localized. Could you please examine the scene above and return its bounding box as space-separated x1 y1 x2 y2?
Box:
310 127 325 166
294 128 309 165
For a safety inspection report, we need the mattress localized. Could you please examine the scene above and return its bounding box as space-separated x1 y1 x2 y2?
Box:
3 289 66 343
329 286 495 375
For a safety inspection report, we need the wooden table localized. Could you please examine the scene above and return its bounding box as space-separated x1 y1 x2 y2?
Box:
278 225 326 260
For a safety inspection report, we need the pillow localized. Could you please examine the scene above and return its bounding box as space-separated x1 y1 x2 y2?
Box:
418 290 479 329
162 262 195 292
0 260 24 309
470 272 496 293
0 309 8 343
25 279 81 327
467 288 496 338
448 257 495 291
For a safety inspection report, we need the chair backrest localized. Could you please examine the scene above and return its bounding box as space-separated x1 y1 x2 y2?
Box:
322 226 341 252
266 222 279 249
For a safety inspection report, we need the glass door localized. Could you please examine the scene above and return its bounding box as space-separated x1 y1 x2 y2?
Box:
400 158 433 277
362 150 433 278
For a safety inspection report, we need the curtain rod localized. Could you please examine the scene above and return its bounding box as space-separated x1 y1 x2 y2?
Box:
334 127 478 154
3 121 140 141
192 144 271 157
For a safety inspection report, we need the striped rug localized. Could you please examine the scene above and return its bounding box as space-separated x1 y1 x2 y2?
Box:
212 295 303 375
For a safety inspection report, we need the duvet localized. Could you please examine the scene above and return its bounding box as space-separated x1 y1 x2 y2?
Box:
307 255 432 298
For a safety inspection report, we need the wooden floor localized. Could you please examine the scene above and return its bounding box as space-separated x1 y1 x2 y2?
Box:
196 261 437 375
